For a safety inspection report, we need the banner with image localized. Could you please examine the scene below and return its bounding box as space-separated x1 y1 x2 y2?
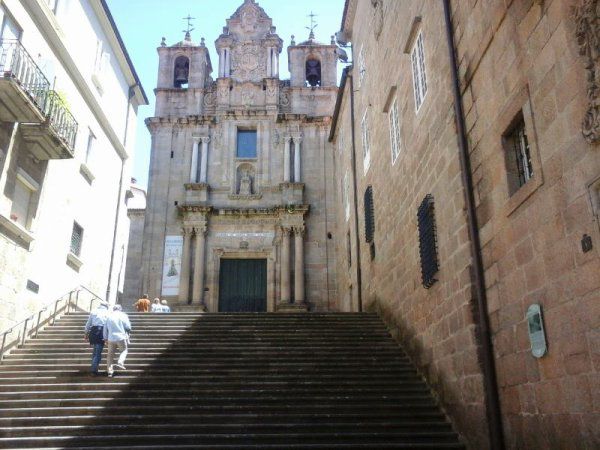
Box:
161 235 183 296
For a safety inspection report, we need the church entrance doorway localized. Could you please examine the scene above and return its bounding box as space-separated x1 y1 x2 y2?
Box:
218 259 267 312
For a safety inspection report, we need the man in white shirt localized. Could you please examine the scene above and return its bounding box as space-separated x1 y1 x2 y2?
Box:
84 302 109 375
160 299 171 313
103 304 132 377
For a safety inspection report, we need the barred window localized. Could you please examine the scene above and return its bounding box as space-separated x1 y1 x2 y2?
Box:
411 31 427 112
389 98 401 164
417 194 439 288
364 186 375 243
361 110 371 174
70 222 83 257
504 114 533 195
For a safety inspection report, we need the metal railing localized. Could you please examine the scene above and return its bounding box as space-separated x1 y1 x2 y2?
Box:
0 286 104 363
46 90 78 151
0 39 51 114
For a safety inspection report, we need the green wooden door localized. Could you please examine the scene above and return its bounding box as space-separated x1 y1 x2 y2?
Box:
218 259 267 312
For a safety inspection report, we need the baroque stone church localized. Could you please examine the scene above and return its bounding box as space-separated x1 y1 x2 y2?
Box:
135 0 339 312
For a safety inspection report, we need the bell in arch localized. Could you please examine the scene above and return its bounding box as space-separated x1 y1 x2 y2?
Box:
174 56 190 88
305 58 321 87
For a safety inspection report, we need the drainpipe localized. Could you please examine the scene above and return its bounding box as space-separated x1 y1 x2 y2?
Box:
348 70 363 312
442 1 504 449
106 85 135 303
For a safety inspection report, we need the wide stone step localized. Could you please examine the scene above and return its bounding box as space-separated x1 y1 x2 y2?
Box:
0 312 463 449
0 433 465 449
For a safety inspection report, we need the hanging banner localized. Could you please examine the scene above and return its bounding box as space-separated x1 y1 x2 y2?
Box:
161 235 183 296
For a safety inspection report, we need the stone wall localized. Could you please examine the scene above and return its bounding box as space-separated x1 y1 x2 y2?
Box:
332 1 488 447
332 0 600 448
452 0 599 446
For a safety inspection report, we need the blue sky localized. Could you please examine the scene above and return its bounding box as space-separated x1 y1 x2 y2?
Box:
105 0 346 188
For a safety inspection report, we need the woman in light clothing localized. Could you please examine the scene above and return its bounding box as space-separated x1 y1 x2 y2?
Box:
151 298 161 313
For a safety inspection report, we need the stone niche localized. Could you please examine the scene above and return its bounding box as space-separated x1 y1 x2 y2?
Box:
230 162 262 199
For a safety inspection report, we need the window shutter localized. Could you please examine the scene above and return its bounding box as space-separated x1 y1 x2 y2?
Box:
364 186 375 243
417 194 439 288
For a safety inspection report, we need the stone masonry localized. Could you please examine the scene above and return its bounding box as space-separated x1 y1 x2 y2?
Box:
134 0 338 312
331 0 599 448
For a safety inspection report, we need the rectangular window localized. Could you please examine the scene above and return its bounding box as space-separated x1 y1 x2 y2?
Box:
85 129 96 164
417 194 439 289
70 222 84 257
343 171 350 222
10 176 34 229
361 111 371 174
358 46 366 87
504 114 533 195
0 6 22 41
411 31 427 112
389 99 401 164
46 0 58 13
237 129 257 158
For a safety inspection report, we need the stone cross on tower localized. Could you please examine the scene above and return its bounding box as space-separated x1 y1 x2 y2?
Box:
306 12 317 40
182 14 195 40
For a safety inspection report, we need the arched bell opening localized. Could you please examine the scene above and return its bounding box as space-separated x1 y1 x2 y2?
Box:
174 56 190 88
305 58 321 87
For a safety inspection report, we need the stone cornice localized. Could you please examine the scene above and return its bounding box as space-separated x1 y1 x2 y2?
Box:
177 205 213 213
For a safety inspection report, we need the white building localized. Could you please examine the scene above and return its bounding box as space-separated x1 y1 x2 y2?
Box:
0 0 147 332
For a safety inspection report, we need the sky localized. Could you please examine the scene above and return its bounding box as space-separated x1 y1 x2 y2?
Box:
105 0 347 189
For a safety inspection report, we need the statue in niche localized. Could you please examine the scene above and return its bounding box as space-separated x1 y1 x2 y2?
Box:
239 170 253 195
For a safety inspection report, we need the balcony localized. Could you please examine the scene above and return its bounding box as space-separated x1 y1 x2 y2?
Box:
0 40 77 159
21 91 78 159
0 40 50 123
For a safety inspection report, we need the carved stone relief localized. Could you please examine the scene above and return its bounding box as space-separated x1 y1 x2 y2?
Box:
372 0 384 41
232 44 266 82
575 0 600 144
241 83 256 107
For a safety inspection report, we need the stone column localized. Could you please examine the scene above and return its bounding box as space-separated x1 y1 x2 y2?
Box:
293 135 302 182
266 47 273 77
225 49 231 77
280 226 291 303
192 224 207 306
283 136 291 182
178 226 193 303
199 136 210 183
272 50 279 78
294 226 305 304
190 138 200 183
219 49 225 77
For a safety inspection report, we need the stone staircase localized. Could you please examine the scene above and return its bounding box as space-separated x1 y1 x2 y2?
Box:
0 312 465 449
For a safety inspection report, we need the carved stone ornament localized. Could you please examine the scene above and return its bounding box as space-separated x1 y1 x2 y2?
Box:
232 44 267 82
203 91 216 107
575 0 600 144
241 83 256 107
372 0 384 41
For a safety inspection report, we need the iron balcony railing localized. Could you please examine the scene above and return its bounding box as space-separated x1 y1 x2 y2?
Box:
46 90 78 151
0 39 51 114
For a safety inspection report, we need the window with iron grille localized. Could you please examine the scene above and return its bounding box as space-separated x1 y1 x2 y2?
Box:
417 194 439 288
411 31 427 112
70 222 83 257
389 98 401 164
364 186 375 260
503 113 533 195
364 186 375 243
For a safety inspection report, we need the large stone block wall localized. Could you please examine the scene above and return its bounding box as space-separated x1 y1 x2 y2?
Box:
334 1 489 447
333 0 599 448
452 0 599 446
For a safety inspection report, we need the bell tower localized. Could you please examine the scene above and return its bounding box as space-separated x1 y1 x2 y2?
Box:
288 16 337 88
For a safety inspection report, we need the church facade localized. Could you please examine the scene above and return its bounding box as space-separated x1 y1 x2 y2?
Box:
135 0 339 312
